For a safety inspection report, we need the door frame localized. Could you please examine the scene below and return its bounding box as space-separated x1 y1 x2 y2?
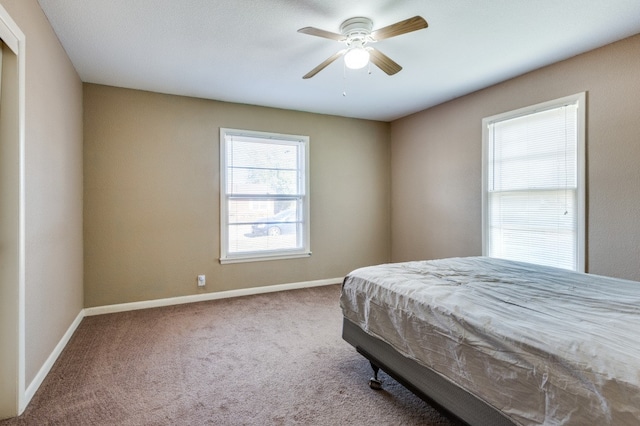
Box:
0 4 26 419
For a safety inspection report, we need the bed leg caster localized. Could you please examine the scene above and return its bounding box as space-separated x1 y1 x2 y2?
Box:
369 378 383 390
369 362 383 390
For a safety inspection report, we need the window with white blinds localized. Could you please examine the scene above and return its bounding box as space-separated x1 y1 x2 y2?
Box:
482 93 585 271
220 128 310 263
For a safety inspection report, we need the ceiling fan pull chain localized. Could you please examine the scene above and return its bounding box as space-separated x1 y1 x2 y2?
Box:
342 61 347 96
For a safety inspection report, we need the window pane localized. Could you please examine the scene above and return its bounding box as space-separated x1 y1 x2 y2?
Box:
489 105 577 192
226 199 303 254
488 190 576 269
226 139 302 195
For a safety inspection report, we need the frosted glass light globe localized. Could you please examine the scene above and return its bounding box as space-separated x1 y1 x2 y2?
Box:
344 47 370 69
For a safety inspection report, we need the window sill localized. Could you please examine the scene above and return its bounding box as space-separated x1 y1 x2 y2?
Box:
220 251 312 264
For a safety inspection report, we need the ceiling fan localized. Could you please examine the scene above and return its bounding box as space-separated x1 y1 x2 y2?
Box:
298 15 428 79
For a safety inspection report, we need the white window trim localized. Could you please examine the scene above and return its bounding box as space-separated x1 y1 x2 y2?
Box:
481 92 586 272
219 128 311 264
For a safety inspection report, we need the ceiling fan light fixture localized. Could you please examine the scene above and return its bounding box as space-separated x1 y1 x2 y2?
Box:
344 46 370 69
298 15 427 79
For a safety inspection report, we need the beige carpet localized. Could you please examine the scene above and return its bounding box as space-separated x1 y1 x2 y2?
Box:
2 285 459 425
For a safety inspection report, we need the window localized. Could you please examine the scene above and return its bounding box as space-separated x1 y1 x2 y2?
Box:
220 128 310 263
482 93 585 271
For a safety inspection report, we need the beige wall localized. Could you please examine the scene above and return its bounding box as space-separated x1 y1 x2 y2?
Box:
391 34 640 281
83 84 391 307
0 0 84 411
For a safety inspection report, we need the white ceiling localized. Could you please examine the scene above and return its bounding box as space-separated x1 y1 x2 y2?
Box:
38 0 640 122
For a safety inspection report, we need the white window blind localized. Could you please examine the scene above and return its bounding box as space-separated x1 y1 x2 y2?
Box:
220 128 310 263
482 93 585 271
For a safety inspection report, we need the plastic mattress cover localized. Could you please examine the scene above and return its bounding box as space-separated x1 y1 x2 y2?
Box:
340 257 640 425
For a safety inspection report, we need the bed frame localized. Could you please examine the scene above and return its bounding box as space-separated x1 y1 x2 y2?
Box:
342 318 516 426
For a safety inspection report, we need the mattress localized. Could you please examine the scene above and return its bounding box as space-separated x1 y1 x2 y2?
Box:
340 257 640 425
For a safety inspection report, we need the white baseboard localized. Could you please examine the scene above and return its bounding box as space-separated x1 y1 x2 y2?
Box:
84 277 343 316
24 309 84 405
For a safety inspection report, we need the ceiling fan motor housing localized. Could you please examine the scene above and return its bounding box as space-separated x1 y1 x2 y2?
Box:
340 17 373 43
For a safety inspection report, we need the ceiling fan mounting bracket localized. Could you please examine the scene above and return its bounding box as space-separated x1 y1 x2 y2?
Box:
340 17 373 40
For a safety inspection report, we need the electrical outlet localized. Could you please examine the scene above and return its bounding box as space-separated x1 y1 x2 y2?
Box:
197 275 206 287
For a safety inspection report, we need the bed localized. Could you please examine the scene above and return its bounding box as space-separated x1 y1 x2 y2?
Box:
340 256 640 425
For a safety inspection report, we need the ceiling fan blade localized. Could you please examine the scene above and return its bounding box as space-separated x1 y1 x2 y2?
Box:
297 27 346 41
370 16 428 41
368 48 402 75
303 49 347 79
